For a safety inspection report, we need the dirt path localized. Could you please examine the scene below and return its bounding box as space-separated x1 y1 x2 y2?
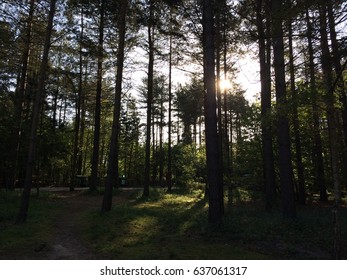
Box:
43 190 133 260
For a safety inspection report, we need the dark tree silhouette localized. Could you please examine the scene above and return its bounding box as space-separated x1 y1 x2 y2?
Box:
16 0 57 224
202 0 223 226
102 0 127 212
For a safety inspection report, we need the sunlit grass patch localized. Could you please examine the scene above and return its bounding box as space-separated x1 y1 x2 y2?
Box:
81 188 270 259
80 186 347 259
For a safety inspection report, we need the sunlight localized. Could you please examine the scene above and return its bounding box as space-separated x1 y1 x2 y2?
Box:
219 78 232 92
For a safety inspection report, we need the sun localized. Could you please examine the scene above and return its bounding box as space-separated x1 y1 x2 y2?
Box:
219 78 232 91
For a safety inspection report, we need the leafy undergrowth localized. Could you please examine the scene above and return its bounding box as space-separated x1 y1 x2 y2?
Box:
0 191 58 259
81 188 346 259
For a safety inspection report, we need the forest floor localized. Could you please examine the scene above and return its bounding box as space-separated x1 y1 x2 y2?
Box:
42 190 101 259
0 187 346 260
0 189 134 260
35 190 137 259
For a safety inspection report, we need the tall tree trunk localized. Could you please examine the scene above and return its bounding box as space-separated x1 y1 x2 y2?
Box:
318 3 341 259
167 10 173 191
12 0 36 190
101 0 127 212
52 85 59 129
71 5 84 191
144 0 154 197
202 0 223 226
77 64 88 175
16 0 56 224
151 115 157 185
159 97 164 187
90 0 105 192
215 1 224 214
229 105 233 174
305 8 327 202
288 18 306 204
256 0 276 210
222 0 231 178
327 0 347 182
271 0 296 218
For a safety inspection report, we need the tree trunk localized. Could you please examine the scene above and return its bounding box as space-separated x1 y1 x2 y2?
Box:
101 0 127 212
202 0 223 226
167 11 173 191
327 0 347 182
229 105 233 174
71 5 84 191
271 0 296 218
159 97 164 187
305 7 327 202
11 0 35 190
144 0 154 197
318 3 341 259
90 0 105 192
52 85 59 129
151 115 157 185
256 0 276 210
222 0 232 179
216 1 224 214
16 0 56 224
288 18 306 205
77 64 88 175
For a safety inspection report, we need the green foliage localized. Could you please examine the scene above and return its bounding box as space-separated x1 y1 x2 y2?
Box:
231 98 263 185
172 144 206 187
0 22 17 94
0 91 14 187
175 77 204 144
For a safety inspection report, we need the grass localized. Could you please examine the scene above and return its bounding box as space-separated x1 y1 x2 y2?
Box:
0 190 58 259
80 187 347 259
0 187 346 259
81 188 268 259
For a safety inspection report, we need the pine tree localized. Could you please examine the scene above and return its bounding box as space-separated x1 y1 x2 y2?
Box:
271 0 296 218
16 0 57 224
202 0 223 226
102 0 128 212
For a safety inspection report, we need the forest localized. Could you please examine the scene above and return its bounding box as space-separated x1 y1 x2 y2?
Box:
0 0 347 260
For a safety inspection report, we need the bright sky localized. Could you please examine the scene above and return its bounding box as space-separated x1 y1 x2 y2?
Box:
126 40 261 105
235 54 261 102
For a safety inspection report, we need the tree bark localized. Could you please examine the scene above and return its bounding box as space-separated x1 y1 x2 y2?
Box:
16 0 56 224
159 96 164 187
144 0 154 197
11 0 35 190
101 0 127 212
327 0 347 152
256 0 276 210
222 0 231 178
327 0 347 183
318 2 341 259
71 5 84 191
305 7 327 202
288 18 306 205
167 11 173 191
202 0 223 226
271 0 296 218
90 0 105 192
216 0 224 214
